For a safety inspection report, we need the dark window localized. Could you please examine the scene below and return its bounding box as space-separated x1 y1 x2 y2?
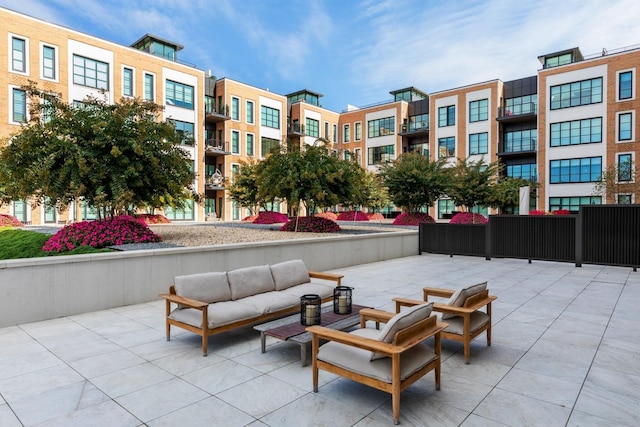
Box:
306 118 319 137
550 117 602 146
469 99 488 122
550 78 602 110
261 106 280 129
438 105 455 127
619 71 632 100
469 133 488 155
368 117 395 137
261 137 280 156
550 157 602 183
618 113 632 141
367 145 394 165
548 196 600 213
618 154 633 182
438 137 455 158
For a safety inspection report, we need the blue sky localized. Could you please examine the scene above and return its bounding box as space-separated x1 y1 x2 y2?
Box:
2 0 639 112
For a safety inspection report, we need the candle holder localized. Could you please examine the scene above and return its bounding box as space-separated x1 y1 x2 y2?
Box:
333 286 353 314
300 294 321 326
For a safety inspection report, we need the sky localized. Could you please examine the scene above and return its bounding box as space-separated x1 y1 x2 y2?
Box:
2 0 640 112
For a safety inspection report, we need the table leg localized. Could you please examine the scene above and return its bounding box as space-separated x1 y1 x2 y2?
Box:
261 332 266 353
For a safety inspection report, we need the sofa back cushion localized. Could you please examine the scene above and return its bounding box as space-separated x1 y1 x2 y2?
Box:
442 282 487 319
371 303 433 360
270 259 311 291
228 265 276 300
174 271 231 304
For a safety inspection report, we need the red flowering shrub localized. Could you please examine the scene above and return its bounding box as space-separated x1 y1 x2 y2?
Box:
0 214 23 227
253 211 289 224
551 209 570 215
529 210 547 215
392 212 435 226
280 216 341 233
367 212 385 221
316 212 338 221
450 212 488 224
43 216 161 252
134 214 170 224
242 215 258 222
337 211 370 221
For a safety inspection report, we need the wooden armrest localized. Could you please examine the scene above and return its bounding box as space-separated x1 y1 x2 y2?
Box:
306 325 400 355
309 271 344 285
359 308 395 324
423 287 455 299
392 297 426 312
158 293 208 309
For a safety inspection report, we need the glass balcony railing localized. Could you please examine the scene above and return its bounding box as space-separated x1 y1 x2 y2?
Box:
498 102 537 119
500 138 537 154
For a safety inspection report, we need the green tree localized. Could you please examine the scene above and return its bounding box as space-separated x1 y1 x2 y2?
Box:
448 157 500 215
592 160 639 204
486 176 537 213
378 152 450 213
0 84 194 218
227 159 264 215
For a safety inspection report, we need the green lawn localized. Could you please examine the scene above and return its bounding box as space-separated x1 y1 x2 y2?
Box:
0 228 112 260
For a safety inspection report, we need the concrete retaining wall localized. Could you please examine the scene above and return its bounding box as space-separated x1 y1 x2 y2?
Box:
0 231 417 327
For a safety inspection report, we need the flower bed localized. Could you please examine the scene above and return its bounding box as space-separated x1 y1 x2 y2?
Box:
337 211 369 221
280 216 341 233
253 211 289 224
0 214 23 227
392 212 435 226
450 212 488 224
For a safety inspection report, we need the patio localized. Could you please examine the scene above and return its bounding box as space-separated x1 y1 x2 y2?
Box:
1 254 638 426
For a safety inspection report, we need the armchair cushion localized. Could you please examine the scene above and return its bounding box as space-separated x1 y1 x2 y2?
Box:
228 265 275 300
174 271 231 304
442 311 490 335
270 259 311 291
372 303 433 360
442 282 487 320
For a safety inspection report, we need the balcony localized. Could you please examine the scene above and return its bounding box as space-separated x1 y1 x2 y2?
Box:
496 103 537 122
497 138 537 157
205 139 231 155
205 170 226 190
287 123 306 136
205 105 231 123
398 122 429 136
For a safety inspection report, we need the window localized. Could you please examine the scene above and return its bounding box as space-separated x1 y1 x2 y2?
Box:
354 148 361 162
165 200 194 221
144 73 154 100
344 150 351 161
506 163 537 181
367 145 395 165
44 198 57 223
438 199 455 219
168 120 194 145
324 122 330 139
231 97 240 120
166 80 193 109
306 118 319 138
246 133 254 156
504 129 537 152
618 194 632 204
409 113 429 131
550 77 602 110
333 124 337 142
545 53 573 68
123 67 133 97
368 117 395 138
355 122 362 140
231 130 240 154
469 99 488 122
42 45 56 79
73 55 109 90
618 153 633 182
246 100 254 124
550 117 602 146
343 124 350 142
11 36 26 72
12 88 27 123
618 112 632 141
549 157 602 183
261 106 280 129
261 137 280 156
469 132 488 155
438 105 455 127
505 95 537 115
548 196 600 213
438 137 455 158
619 71 633 100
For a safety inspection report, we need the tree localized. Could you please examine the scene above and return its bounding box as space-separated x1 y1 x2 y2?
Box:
486 176 537 213
447 157 500 214
378 152 450 213
592 160 640 204
227 159 264 215
0 84 194 219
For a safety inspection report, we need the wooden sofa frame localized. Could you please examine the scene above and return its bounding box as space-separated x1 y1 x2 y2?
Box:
159 271 343 356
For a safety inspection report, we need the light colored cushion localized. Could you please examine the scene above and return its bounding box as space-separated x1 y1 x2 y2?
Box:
168 301 263 329
280 282 335 300
174 271 231 304
227 265 275 300
270 259 311 291
236 291 300 315
442 282 487 320
372 303 433 360
442 311 490 335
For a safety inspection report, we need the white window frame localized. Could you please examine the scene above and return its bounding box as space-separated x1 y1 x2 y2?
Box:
9 33 29 75
246 100 254 124
615 110 635 143
616 68 636 101
355 121 362 141
40 42 58 82
9 85 28 125
343 124 350 143
143 72 155 101
231 130 241 154
122 66 135 97
231 96 240 121
246 132 255 156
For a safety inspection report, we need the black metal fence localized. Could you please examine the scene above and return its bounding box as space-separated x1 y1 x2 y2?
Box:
419 205 640 268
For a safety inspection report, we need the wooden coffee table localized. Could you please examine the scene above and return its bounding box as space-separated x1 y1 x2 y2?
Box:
254 304 367 366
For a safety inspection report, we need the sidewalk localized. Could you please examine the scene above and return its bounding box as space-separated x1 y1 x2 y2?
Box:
1 254 638 426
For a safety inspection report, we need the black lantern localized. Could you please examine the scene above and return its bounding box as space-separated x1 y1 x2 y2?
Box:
300 294 321 326
333 286 353 314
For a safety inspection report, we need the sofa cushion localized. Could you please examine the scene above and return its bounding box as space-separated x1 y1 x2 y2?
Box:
372 303 433 360
270 259 311 291
174 271 231 304
442 311 490 335
228 265 275 300
442 282 487 320
236 291 300 315
280 282 335 300
169 301 263 329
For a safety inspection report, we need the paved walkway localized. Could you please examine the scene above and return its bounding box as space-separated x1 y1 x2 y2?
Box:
1 254 638 426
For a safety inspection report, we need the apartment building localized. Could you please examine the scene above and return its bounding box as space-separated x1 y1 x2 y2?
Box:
1 6 638 223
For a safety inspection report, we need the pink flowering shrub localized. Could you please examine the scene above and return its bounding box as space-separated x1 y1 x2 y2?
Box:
367 212 385 221
316 211 338 221
337 211 370 221
392 212 435 226
551 209 570 215
0 214 23 227
242 214 258 222
280 216 341 233
134 214 170 224
450 212 488 224
253 211 289 224
43 215 161 252
529 210 547 215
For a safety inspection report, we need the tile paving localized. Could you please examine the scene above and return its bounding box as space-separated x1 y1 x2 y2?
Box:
0 254 639 426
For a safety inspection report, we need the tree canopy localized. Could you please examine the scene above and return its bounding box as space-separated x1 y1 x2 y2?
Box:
447 157 500 212
0 85 195 218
